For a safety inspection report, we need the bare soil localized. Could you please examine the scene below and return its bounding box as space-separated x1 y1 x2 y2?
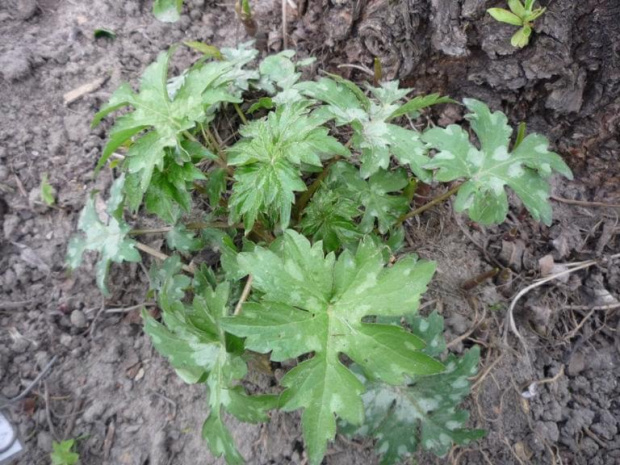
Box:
1 1 619 464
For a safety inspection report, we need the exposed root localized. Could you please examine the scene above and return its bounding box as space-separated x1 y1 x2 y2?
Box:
504 253 620 364
447 298 487 349
551 195 620 209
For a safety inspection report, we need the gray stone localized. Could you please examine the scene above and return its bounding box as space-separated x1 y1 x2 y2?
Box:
70 309 87 329
0 49 32 82
36 431 53 453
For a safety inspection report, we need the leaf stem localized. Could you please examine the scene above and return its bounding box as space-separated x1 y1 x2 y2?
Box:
396 182 463 225
233 102 248 125
193 127 234 175
513 122 526 149
130 221 235 236
135 241 195 274
294 158 339 221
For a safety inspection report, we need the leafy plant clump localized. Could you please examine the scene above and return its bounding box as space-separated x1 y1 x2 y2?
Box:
68 42 571 464
51 439 80 465
487 0 547 48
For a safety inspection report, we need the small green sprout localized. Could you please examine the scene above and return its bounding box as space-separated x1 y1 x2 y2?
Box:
40 173 55 206
51 439 79 465
487 0 546 48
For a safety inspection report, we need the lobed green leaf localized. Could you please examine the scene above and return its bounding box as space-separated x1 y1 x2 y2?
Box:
144 260 276 463
345 312 485 464
66 175 141 296
222 231 442 464
422 99 572 226
228 101 349 230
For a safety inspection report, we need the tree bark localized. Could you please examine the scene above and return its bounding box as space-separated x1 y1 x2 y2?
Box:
297 0 620 200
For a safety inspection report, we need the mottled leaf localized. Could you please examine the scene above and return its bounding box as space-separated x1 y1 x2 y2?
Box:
66 175 141 296
228 102 349 230
299 77 443 180
166 224 204 253
299 189 362 252
222 231 442 465
422 99 573 225
346 313 484 464
144 262 276 463
93 50 235 208
328 162 409 234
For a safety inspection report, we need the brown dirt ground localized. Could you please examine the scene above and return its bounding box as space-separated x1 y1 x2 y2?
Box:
1 1 619 464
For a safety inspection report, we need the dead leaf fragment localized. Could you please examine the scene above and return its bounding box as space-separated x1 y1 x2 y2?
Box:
63 77 107 105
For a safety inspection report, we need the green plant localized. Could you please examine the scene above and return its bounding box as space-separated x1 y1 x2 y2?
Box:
40 173 55 206
51 439 79 465
153 0 184 22
68 42 572 464
487 0 546 48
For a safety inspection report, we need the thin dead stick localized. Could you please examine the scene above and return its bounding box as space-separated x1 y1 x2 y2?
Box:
535 364 565 386
471 353 504 391
282 0 288 49
397 182 462 225
505 253 620 356
0 355 58 409
337 63 374 77
566 307 601 339
234 275 253 315
135 242 195 274
130 221 233 236
0 299 35 310
551 195 620 208
130 227 173 235
565 302 620 311
105 302 156 314
62 398 84 439
44 381 60 442
447 303 487 349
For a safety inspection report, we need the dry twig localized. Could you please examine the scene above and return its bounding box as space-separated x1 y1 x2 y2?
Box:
234 275 254 315
504 253 620 362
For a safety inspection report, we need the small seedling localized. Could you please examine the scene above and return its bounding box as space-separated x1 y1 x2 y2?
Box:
68 43 572 464
50 439 79 465
153 0 184 22
40 173 55 206
235 0 257 37
487 0 546 48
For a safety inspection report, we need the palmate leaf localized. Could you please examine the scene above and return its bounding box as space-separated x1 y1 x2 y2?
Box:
222 231 443 465
257 50 316 105
298 78 451 180
346 312 484 464
422 99 573 226
92 50 237 209
66 175 141 296
143 258 276 464
142 155 207 223
299 189 362 252
228 101 350 230
328 162 409 234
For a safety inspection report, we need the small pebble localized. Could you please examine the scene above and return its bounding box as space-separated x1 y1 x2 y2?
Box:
70 309 87 329
37 431 53 453
60 333 73 347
